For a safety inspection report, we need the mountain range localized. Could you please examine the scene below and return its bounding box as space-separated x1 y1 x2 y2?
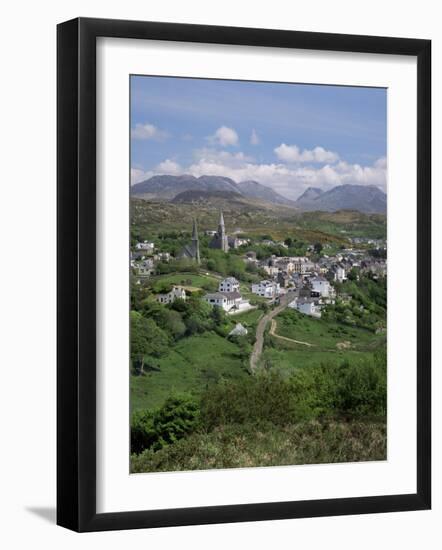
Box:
131 175 386 213
131 174 295 206
295 184 387 213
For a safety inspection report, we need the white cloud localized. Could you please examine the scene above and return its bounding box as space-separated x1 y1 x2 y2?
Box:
208 126 239 147
131 122 168 141
250 129 260 145
131 159 181 185
155 159 182 174
192 148 254 168
374 156 387 169
131 168 152 185
274 143 339 164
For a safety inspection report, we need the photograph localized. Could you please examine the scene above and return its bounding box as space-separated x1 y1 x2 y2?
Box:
129 75 388 474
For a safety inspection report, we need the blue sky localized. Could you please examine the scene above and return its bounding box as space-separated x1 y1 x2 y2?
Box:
130 75 387 200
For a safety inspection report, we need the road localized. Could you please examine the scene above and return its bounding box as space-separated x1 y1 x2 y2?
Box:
249 292 294 372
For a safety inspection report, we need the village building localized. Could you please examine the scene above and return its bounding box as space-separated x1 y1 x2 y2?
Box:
262 265 279 277
156 286 186 305
154 252 171 263
310 275 332 298
135 241 155 254
228 323 248 337
235 238 250 247
219 277 240 293
288 297 322 318
277 271 291 288
245 251 257 261
332 265 347 283
203 278 251 313
134 258 155 277
209 211 229 252
177 219 200 264
203 291 242 312
227 236 239 249
251 280 280 299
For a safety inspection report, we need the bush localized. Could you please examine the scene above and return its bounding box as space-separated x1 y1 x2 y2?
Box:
131 419 386 473
131 393 201 453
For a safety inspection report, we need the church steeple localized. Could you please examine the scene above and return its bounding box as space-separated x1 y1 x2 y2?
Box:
191 218 200 264
219 211 225 232
192 218 199 241
209 210 229 252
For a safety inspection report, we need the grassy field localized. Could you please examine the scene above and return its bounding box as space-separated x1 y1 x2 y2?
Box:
258 307 385 374
262 346 376 374
275 308 385 351
297 210 387 240
130 307 385 411
150 271 219 292
130 331 248 412
232 308 263 329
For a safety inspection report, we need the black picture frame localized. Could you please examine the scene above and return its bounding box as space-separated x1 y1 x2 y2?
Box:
57 17 431 532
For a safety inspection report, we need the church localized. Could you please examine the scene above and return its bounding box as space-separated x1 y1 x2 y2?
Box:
177 218 200 264
209 211 229 252
177 211 231 264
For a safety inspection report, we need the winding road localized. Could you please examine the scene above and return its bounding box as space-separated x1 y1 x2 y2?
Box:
249 293 294 372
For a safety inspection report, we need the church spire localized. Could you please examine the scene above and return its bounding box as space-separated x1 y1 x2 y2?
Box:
191 218 200 264
192 218 199 241
219 210 225 231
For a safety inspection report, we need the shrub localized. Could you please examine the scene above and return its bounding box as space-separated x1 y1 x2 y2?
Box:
131 393 201 453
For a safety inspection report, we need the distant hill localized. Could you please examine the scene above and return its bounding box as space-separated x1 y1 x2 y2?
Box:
295 184 386 214
132 175 386 214
236 180 297 206
132 174 295 207
296 187 323 203
131 174 240 200
171 189 243 203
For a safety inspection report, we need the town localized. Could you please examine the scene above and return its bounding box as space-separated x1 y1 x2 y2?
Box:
131 210 387 323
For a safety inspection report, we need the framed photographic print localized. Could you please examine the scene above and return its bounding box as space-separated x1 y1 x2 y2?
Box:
57 18 431 532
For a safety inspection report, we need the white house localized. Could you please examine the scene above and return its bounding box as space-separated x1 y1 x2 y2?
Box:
333 265 347 283
310 276 331 298
235 238 250 247
219 277 240 293
154 252 171 263
288 297 322 318
228 323 248 337
251 280 280 299
203 291 242 312
156 286 186 305
135 241 155 253
204 289 252 314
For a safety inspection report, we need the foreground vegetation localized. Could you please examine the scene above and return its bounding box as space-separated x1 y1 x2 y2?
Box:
132 420 386 472
131 351 386 472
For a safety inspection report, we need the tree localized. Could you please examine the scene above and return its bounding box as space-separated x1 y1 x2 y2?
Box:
314 242 323 254
130 311 169 374
210 304 227 327
347 267 358 281
155 308 186 340
206 259 216 271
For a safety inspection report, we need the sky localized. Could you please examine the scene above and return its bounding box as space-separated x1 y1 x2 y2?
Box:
130 75 387 201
